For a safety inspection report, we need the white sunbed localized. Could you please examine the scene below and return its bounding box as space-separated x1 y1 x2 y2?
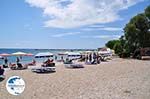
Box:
31 67 56 73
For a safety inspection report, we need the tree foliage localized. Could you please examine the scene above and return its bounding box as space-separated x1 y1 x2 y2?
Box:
145 5 150 20
105 40 120 49
124 9 150 53
105 5 150 57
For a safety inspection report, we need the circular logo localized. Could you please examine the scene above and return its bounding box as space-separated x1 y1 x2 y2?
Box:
6 76 25 95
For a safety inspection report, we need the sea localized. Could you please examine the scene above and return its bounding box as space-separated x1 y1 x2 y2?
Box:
0 48 95 64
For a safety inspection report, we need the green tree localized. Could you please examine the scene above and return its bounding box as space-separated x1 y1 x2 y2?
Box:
145 5 150 20
105 40 120 49
124 6 150 53
105 5 150 57
113 41 122 54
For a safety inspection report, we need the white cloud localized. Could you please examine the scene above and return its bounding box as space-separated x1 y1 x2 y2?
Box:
88 25 105 28
81 35 121 39
100 27 122 31
51 32 81 37
25 0 144 28
82 26 122 31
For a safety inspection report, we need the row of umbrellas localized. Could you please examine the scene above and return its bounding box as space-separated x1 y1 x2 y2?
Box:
1 51 103 59
0 52 33 57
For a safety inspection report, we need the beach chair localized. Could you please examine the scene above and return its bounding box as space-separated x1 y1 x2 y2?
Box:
42 62 55 67
63 58 73 64
85 61 97 65
0 75 5 82
31 67 56 73
65 63 84 68
64 60 73 64
10 63 28 70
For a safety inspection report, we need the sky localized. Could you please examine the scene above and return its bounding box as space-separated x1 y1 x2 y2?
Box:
0 0 149 49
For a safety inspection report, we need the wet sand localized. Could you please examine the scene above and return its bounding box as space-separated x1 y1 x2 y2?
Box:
0 58 150 99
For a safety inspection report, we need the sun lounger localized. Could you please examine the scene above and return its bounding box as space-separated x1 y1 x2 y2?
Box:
31 67 56 73
64 61 73 64
10 63 28 70
85 61 97 65
42 63 55 67
64 58 73 64
65 64 84 68
0 75 5 82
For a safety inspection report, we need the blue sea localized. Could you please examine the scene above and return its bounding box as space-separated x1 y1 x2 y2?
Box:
0 48 94 64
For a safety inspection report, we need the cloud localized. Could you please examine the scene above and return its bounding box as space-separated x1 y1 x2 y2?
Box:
100 27 122 31
82 26 122 31
25 0 144 28
88 25 105 28
51 32 81 37
81 35 121 39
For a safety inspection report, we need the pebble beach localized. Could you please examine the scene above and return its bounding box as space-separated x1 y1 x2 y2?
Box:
0 57 150 99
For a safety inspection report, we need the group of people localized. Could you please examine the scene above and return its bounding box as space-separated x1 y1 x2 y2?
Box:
84 52 101 64
0 56 36 70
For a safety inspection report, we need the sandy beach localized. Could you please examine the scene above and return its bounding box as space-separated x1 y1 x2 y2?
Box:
0 57 150 99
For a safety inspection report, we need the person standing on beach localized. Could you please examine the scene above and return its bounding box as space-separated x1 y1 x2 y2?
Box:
16 57 20 63
89 54 92 63
93 52 97 63
85 54 88 63
3 57 8 68
55 56 57 61
97 53 101 64
61 56 64 61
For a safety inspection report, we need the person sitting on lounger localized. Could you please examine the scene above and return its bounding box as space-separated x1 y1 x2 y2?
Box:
44 58 50 64
17 63 23 69
64 58 72 64
42 59 55 67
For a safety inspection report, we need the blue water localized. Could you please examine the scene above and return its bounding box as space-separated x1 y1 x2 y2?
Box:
0 48 94 64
